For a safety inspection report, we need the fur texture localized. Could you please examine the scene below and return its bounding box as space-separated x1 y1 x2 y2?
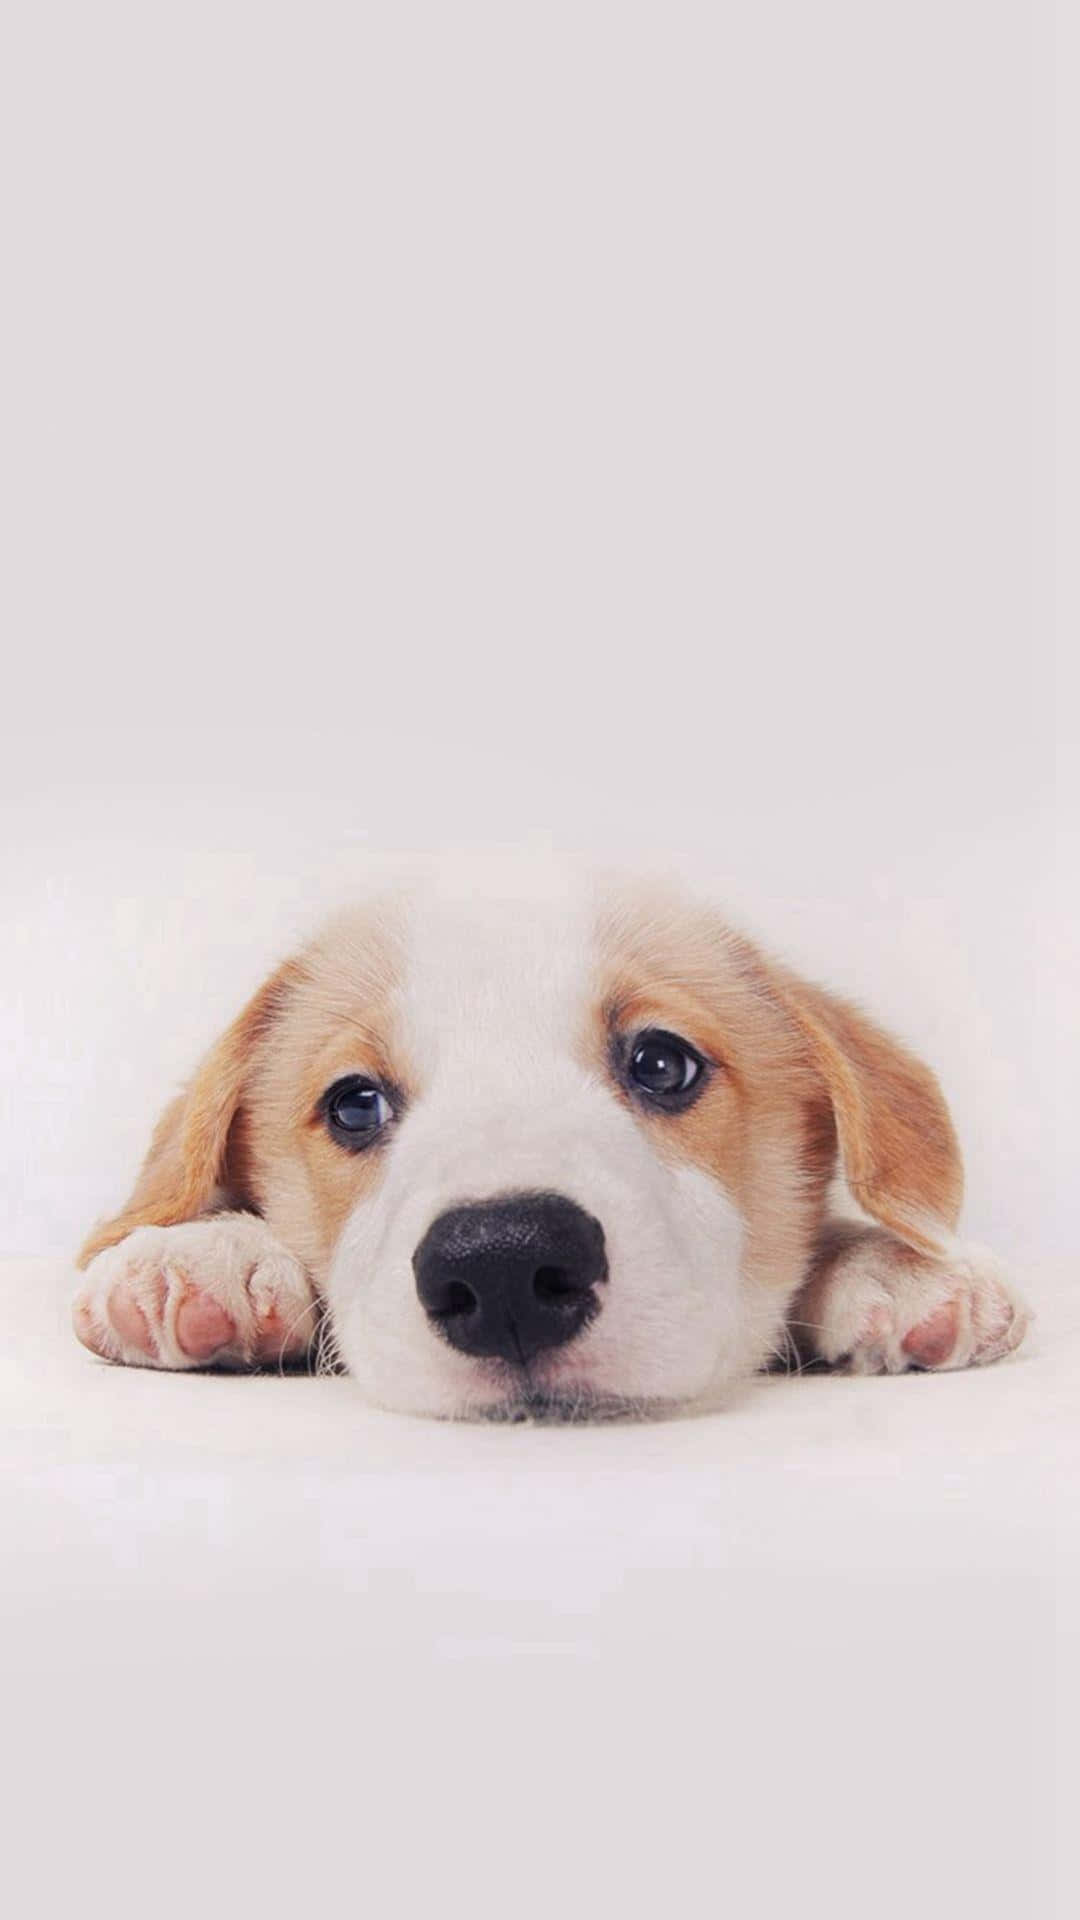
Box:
74 860 1028 1418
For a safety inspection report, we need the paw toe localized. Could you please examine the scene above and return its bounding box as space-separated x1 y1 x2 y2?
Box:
254 1304 310 1364
175 1290 236 1360
249 1260 318 1365
108 1285 158 1358
971 1277 1029 1362
901 1298 961 1369
72 1295 107 1355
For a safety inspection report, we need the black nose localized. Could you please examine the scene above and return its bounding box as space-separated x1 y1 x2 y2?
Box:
413 1192 608 1364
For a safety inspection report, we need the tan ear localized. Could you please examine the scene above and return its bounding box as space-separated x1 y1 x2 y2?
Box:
772 967 964 1252
77 959 303 1268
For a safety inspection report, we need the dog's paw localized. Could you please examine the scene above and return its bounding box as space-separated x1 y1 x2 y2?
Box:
73 1214 319 1370
796 1236 1030 1375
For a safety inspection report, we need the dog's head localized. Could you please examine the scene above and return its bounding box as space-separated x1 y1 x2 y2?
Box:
80 861 962 1418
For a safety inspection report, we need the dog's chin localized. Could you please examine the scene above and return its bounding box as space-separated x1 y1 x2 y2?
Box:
457 1381 676 1425
348 1327 709 1424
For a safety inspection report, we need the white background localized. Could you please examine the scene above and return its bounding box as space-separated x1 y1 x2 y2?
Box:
2 2 1074 1268
1 11 1077 1919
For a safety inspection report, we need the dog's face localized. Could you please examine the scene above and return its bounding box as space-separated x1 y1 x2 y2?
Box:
251 872 809 1418
83 861 963 1418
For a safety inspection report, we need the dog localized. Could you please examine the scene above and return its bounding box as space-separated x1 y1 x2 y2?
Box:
72 856 1029 1419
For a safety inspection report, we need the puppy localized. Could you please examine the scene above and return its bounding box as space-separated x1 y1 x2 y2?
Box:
73 860 1028 1419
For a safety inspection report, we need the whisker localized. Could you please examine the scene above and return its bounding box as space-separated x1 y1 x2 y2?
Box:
271 1295 321 1377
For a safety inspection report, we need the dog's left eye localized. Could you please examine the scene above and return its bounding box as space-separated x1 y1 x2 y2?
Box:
323 1076 392 1147
627 1029 705 1103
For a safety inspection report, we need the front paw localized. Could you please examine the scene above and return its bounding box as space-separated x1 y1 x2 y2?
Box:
794 1236 1030 1375
73 1215 319 1370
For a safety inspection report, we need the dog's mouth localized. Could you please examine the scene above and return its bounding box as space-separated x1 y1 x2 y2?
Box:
469 1386 670 1425
440 1331 679 1425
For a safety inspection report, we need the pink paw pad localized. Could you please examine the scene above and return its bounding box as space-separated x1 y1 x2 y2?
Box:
901 1298 960 1369
175 1289 236 1359
108 1287 157 1357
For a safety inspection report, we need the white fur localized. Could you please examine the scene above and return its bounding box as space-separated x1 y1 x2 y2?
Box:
77 1216 316 1369
74 855 1031 1418
809 1236 1030 1375
327 870 749 1417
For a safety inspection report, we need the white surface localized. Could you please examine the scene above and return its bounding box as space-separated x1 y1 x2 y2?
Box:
1 8 1074 1906
1 2 1073 1266
2 1255 1077 1916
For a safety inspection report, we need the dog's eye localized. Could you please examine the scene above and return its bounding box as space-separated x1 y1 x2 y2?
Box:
627 1029 704 1103
323 1076 392 1147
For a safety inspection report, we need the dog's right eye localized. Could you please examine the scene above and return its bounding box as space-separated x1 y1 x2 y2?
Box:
624 1028 708 1109
322 1076 392 1148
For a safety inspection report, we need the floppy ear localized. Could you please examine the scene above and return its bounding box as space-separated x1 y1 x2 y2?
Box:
77 959 303 1268
771 966 964 1253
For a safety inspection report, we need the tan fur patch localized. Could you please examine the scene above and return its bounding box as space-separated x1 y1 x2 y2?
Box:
82 879 965 1337
590 887 963 1285
766 965 963 1249
590 897 826 1293
77 957 309 1266
78 902 411 1284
